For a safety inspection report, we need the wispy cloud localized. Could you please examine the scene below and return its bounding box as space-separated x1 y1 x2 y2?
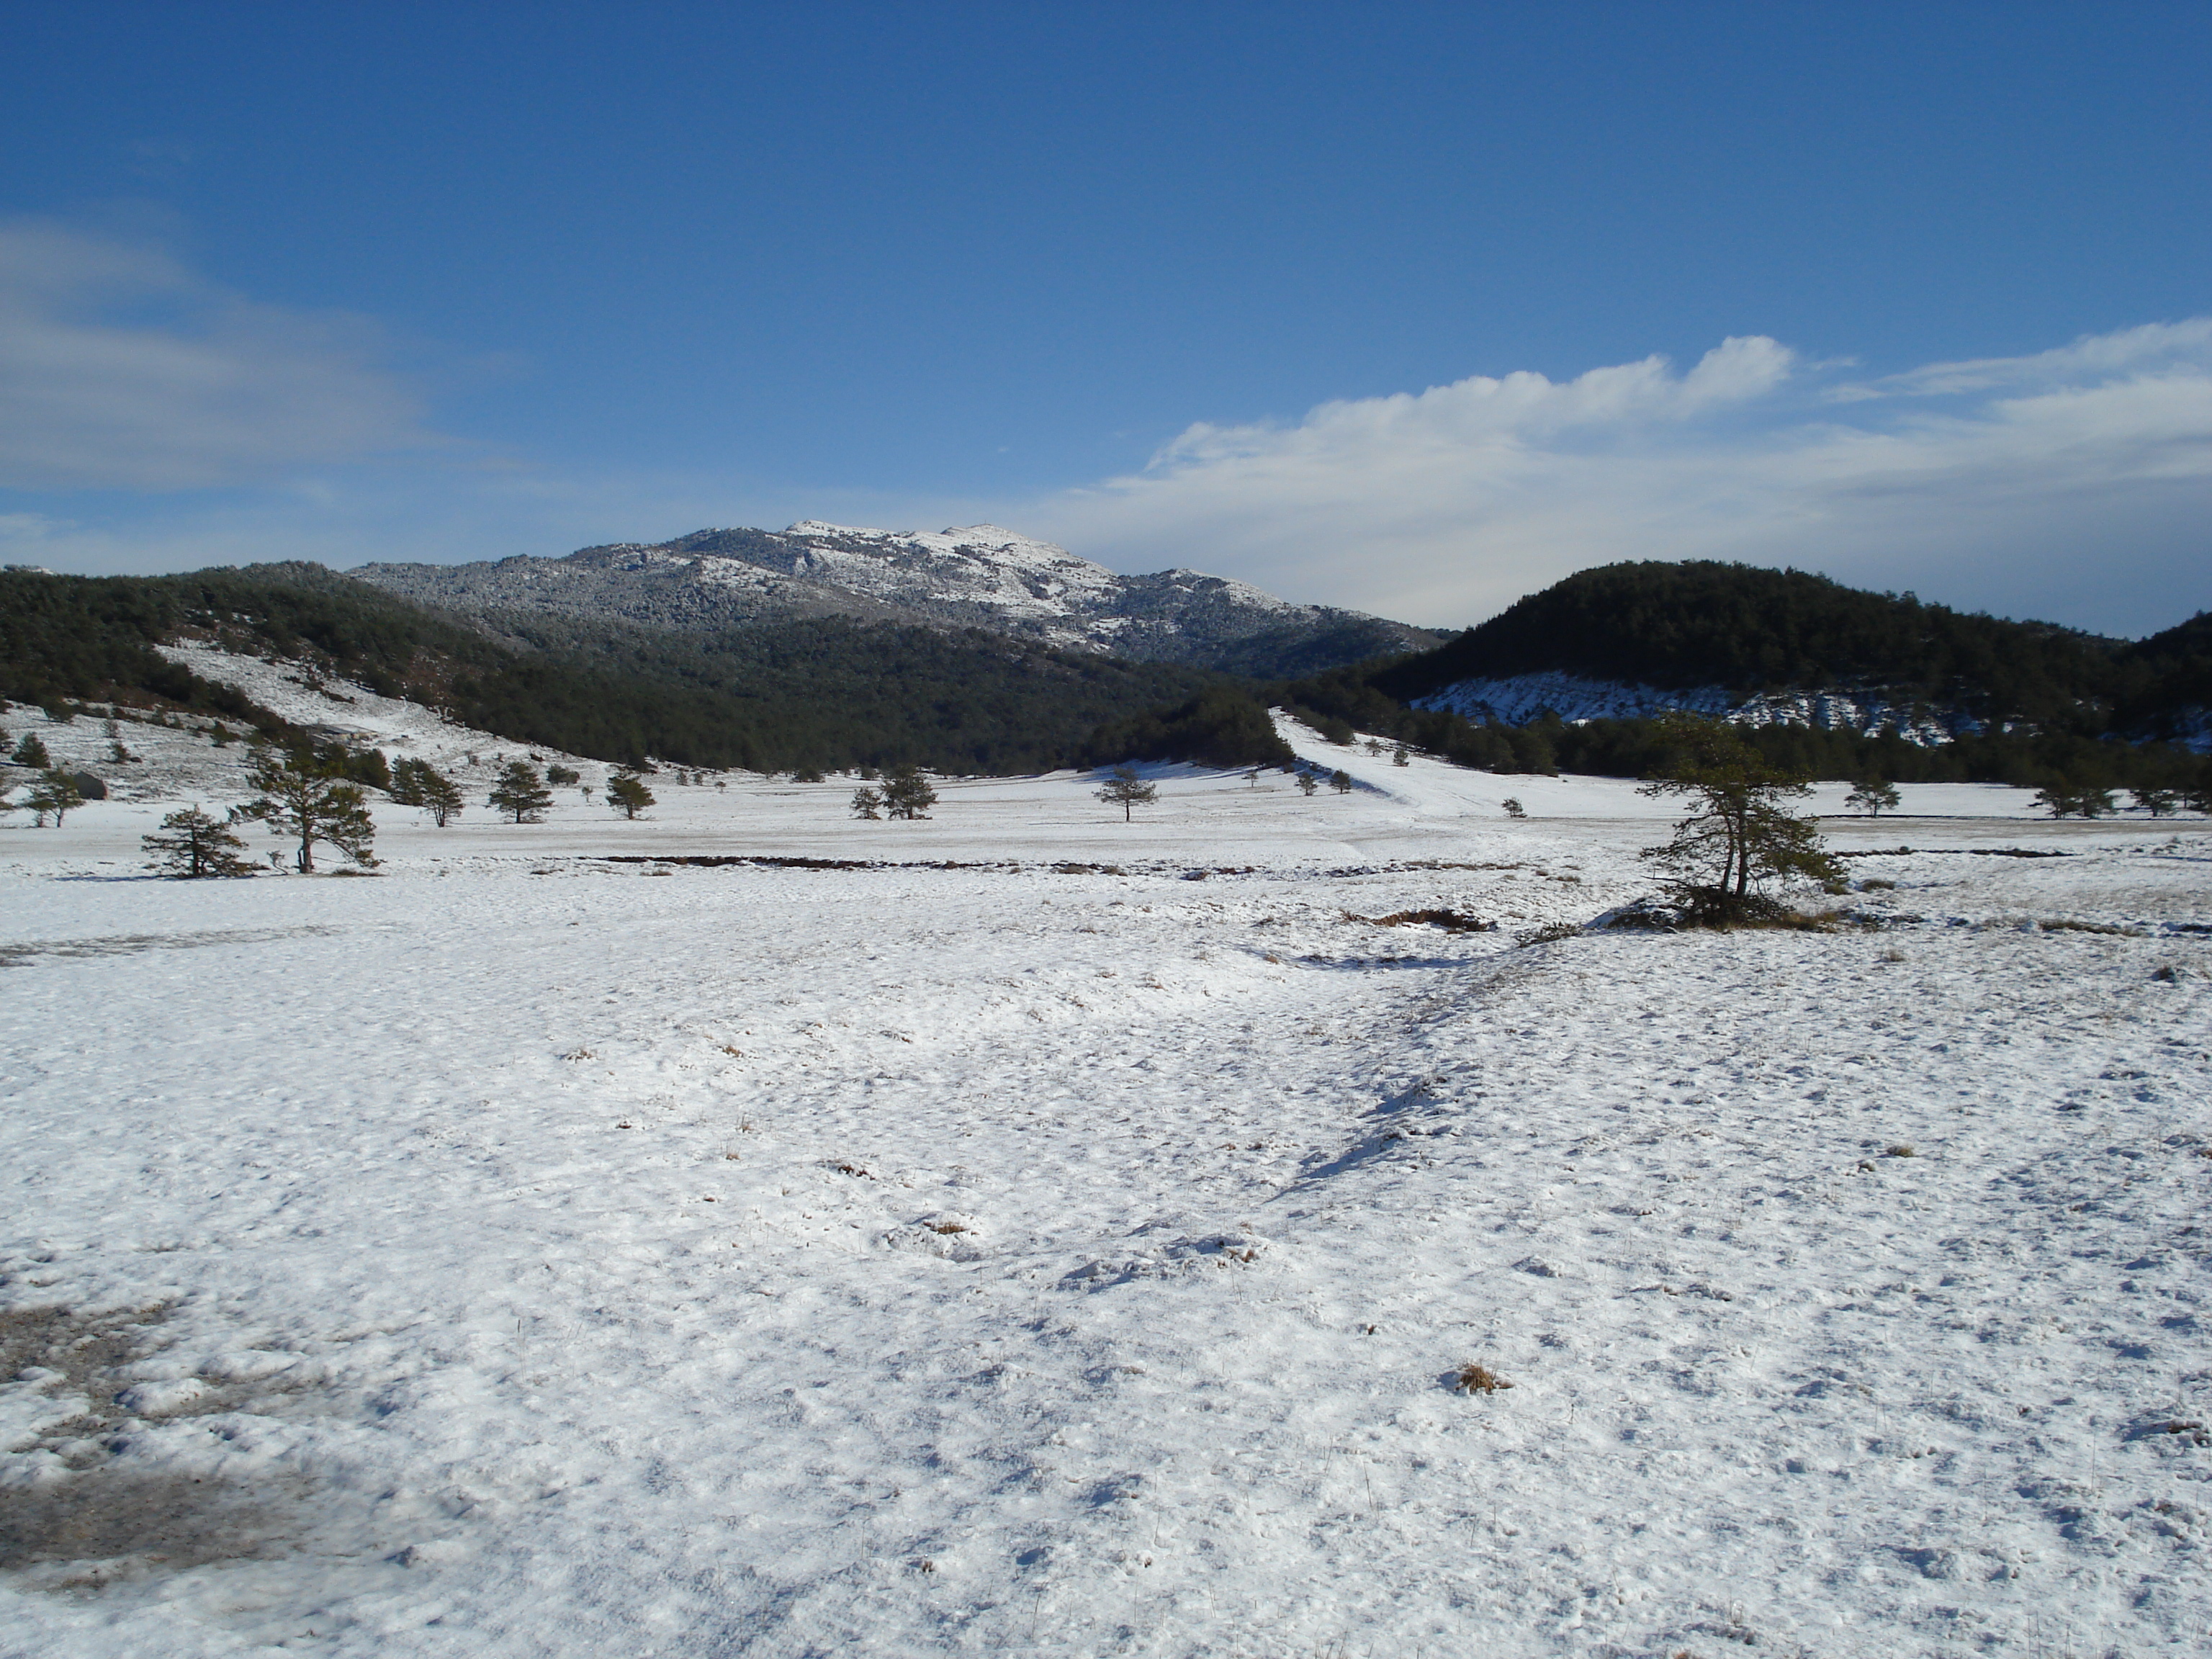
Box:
0 220 435 490
1024 323 2212 634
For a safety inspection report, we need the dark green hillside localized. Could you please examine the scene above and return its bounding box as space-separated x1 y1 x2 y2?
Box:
1375 561 2128 729
0 565 1214 774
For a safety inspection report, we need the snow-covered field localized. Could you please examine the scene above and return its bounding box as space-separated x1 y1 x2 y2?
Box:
4 686 2211 1657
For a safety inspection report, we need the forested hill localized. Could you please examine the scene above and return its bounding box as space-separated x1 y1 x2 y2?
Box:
1372 560 2208 740
0 564 1213 774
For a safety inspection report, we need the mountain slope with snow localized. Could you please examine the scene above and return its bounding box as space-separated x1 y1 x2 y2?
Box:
351 522 1443 676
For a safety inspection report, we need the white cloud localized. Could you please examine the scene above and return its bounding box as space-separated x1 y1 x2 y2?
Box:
0 221 434 490
1022 325 2212 635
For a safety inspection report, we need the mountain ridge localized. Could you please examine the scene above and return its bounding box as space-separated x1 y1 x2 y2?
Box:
350 521 1444 678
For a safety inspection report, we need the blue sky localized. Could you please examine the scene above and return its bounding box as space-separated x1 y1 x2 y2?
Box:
3 2 2208 634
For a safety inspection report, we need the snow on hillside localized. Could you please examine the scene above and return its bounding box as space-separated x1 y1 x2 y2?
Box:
1419 673 1975 745
346 521 1429 675
4 701 2211 1657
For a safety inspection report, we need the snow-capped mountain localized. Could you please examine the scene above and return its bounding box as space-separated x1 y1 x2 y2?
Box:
351 522 1441 675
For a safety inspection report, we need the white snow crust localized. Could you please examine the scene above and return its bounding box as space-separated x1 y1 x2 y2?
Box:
4 693 2211 1657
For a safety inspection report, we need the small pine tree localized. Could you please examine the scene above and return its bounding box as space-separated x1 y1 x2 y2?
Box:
1501 796 1527 819
390 759 466 826
1094 765 1159 821
881 765 938 820
488 760 554 823
1296 772 1318 796
1246 767 1262 788
211 724 235 747
606 773 655 819
1845 780 1901 818
1640 714 1840 922
2034 783 2117 819
545 763 581 788
235 750 377 871
850 785 884 819
143 806 258 878
1329 769 1352 794
792 764 827 783
2129 786 2178 817
1392 745 1410 766
24 770 85 827
14 732 51 768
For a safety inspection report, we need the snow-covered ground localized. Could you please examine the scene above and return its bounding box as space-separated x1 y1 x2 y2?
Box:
4 692 2211 1658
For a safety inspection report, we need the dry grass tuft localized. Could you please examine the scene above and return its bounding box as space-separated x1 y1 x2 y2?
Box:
1350 907 1496 933
1452 1362 1514 1395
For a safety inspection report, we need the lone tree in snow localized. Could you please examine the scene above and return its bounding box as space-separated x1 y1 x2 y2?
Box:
1328 769 1353 794
850 785 884 819
1393 745 1410 766
1640 714 1840 925
1501 796 1527 819
13 732 51 768
1296 771 1318 796
489 760 554 823
236 750 377 872
881 765 938 820
1095 765 1158 822
606 772 655 819
1845 779 1901 818
22 770 84 827
143 806 257 878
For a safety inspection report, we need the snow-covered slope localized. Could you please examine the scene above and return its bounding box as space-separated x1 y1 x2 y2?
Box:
351 522 1442 674
1419 671 1985 746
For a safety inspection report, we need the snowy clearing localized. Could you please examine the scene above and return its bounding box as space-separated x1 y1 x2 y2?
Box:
3 700 2210 1657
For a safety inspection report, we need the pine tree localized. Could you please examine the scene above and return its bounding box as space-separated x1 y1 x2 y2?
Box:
2033 783 2117 818
13 732 50 768
606 773 655 819
2131 786 2180 817
390 759 465 826
488 760 554 823
1392 745 1410 767
235 750 377 872
1640 714 1840 923
850 785 884 819
545 763 580 788
1094 765 1158 821
1501 796 1527 819
1328 769 1353 793
1845 780 1901 818
23 770 84 827
143 806 257 878
881 765 938 820
1296 772 1318 796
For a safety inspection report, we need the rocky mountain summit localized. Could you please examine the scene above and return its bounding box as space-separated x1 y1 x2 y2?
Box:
350 522 1441 677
